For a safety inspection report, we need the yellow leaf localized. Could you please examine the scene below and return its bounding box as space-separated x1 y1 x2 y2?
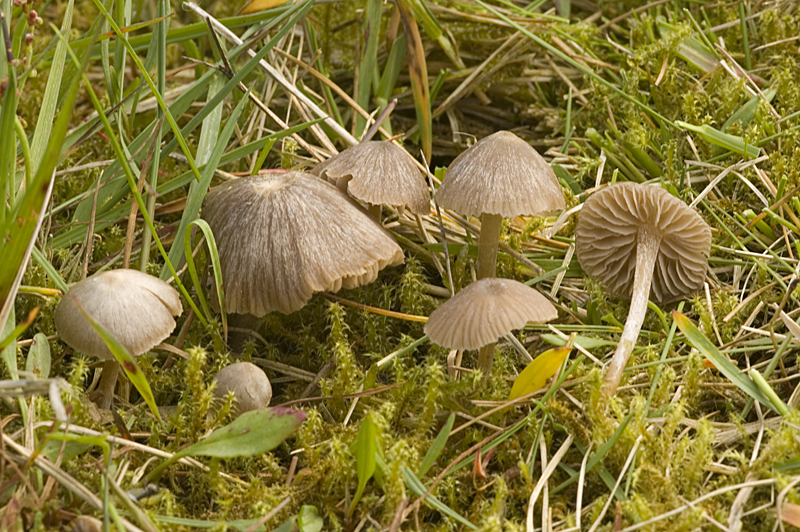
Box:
239 0 291 15
509 347 570 400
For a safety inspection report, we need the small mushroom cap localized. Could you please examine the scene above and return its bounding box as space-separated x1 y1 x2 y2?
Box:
574 182 712 303
202 171 405 316
213 362 272 415
424 278 557 350
54 269 183 360
312 141 430 215
436 131 566 217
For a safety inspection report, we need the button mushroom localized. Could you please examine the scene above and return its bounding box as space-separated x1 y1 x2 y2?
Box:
312 140 429 217
202 171 404 316
212 362 272 416
575 182 712 395
424 278 557 377
54 269 183 409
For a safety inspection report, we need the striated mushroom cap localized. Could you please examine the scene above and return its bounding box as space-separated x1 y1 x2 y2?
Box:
424 278 557 350
436 131 565 217
574 182 712 304
54 269 183 360
202 171 405 316
213 362 272 415
312 141 429 215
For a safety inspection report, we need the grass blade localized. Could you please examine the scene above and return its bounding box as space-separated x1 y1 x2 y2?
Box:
672 311 776 412
403 467 477 529
418 413 454 477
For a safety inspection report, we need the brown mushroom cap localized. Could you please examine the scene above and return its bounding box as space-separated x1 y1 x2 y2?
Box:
574 182 712 303
312 141 429 215
436 131 566 217
202 171 405 316
424 278 557 351
213 362 272 415
54 269 183 360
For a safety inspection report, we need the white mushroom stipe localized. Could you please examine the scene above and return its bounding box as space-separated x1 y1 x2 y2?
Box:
575 182 711 396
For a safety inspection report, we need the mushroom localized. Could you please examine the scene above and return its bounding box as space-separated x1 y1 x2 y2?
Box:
435 131 565 376
574 182 712 395
212 362 272 416
436 131 565 280
54 269 183 409
202 171 404 316
311 141 429 217
424 278 557 376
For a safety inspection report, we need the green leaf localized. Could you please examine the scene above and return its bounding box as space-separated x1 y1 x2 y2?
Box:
541 334 616 350
509 347 570 400
722 89 776 132
147 407 306 482
25 333 51 379
672 311 777 412
72 297 160 421
418 413 454 477
349 414 378 517
297 506 323 532
676 121 760 158
180 407 305 459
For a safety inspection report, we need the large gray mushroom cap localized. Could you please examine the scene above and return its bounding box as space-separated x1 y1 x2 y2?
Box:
54 269 183 360
213 362 272 415
574 182 712 304
312 141 429 215
424 278 557 351
436 131 566 217
202 171 405 316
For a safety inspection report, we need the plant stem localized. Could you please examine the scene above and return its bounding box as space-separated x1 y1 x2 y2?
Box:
603 225 662 396
476 212 504 379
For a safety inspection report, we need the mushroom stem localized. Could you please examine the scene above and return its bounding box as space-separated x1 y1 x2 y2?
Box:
603 226 662 396
475 213 504 379
477 213 503 280
96 361 120 410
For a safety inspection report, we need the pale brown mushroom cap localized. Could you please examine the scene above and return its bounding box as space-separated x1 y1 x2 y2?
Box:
312 141 429 215
424 278 557 350
213 362 272 415
202 171 405 316
574 182 712 304
54 269 183 360
436 131 566 217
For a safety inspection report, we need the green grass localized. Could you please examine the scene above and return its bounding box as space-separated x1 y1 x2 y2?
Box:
4 0 800 530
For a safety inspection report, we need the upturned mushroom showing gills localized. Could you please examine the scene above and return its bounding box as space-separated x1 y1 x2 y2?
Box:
312 141 429 216
436 130 565 280
424 278 557 369
575 182 712 396
212 362 272 417
202 171 405 316
54 269 183 410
